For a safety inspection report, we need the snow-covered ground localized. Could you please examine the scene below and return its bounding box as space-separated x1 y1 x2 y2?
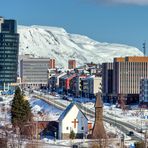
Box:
0 95 13 126
0 93 147 147
30 98 63 121
34 91 148 132
18 25 143 68
103 105 148 131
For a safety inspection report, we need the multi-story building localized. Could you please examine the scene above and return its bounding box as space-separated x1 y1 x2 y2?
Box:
48 72 66 92
69 74 87 97
49 59 56 69
0 17 19 90
102 63 113 102
20 58 50 88
68 60 76 69
59 73 76 94
102 56 148 104
139 79 148 103
113 56 148 104
81 76 101 98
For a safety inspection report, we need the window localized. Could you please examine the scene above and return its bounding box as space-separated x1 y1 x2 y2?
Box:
66 127 69 130
81 127 84 130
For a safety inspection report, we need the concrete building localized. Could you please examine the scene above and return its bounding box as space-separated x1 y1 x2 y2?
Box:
68 60 76 69
81 76 101 98
49 59 55 69
69 74 87 97
113 56 148 104
0 17 19 90
102 63 113 102
102 56 148 104
48 72 66 92
139 79 148 103
59 73 76 94
20 58 50 88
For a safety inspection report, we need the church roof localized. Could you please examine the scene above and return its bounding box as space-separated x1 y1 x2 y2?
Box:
58 102 88 121
95 92 103 108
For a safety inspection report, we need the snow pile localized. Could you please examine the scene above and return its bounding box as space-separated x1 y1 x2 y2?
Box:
18 25 143 68
30 98 62 121
104 104 148 130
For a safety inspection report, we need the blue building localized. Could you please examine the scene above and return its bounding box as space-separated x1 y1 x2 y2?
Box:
140 79 148 103
0 17 19 90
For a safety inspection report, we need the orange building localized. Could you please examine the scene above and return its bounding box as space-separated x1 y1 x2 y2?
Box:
114 56 148 63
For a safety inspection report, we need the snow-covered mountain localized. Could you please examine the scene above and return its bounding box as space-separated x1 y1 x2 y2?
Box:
18 25 143 68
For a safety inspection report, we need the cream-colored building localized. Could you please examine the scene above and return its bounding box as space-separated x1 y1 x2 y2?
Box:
81 76 101 98
113 56 148 104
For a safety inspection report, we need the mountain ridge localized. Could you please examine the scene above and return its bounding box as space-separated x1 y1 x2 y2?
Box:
18 25 143 68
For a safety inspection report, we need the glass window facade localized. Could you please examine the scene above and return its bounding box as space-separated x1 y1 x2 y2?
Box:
140 79 148 103
0 18 19 90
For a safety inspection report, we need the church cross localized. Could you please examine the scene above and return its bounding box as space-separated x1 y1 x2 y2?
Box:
72 119 79 128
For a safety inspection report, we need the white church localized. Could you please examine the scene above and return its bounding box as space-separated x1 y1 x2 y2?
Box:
58 102 88 139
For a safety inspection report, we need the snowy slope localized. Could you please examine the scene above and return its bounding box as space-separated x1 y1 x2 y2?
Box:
18 25 143 68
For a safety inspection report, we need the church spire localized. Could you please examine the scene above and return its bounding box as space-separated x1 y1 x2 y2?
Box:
91 92 106 139
95 92 103 108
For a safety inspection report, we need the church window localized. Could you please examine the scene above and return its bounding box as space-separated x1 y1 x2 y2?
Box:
66 127 69 130
81 127 84 130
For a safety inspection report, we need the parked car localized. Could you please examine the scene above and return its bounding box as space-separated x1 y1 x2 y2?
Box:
126 131 134 136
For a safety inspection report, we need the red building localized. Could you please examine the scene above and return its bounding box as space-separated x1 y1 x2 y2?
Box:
65 74 76 90
59 73 76 94
68 60 76 69
49 59 56 69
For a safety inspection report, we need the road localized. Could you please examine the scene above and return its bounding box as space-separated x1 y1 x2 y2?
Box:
32 92 143 141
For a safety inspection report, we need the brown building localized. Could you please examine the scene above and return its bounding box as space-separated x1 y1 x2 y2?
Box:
68 60 76 69
49 59 56 69
114 56 148 104
102 56 148 104
92 93 106 139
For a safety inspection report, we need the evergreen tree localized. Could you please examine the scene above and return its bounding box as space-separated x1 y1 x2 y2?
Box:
11 87 32 129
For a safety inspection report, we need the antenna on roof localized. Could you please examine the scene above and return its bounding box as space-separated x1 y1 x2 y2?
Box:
143 41 146 56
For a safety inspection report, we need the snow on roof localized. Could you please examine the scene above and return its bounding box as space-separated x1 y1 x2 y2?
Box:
58 102 88 121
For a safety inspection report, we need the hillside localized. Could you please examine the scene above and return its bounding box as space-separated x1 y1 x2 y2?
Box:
18 25 143 68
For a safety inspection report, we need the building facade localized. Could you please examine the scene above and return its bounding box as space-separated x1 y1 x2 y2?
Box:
102 63 113 102
81 76 101 98
49 59 55 69
48 72 66 92
0 17 19 90
102 56 148 104
68 60 76 69
69 74 87 97
139 79 148 103
114 57 148 104
58 102 88 139
20 58 50 88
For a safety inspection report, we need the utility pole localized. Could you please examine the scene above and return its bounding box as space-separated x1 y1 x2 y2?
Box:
143 42 146 56
120 134 124 148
